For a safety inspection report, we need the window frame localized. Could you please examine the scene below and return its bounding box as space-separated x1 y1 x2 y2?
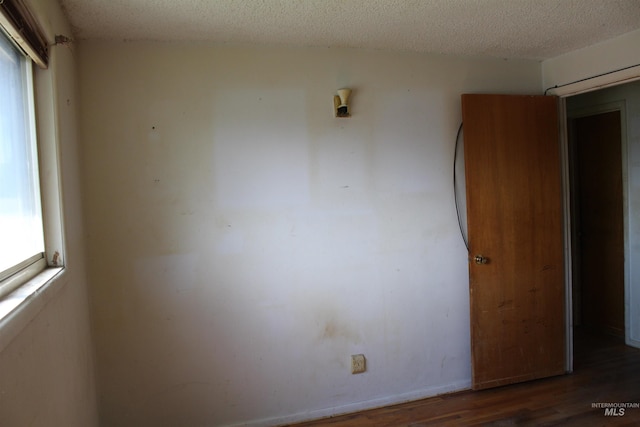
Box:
0 1 64 311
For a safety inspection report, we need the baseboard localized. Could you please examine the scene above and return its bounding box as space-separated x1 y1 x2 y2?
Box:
626 336 640 349
227 379 472 427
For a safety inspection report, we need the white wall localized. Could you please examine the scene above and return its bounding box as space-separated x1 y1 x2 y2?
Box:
78 41 541 426
0 0 98 425
566 80 640 348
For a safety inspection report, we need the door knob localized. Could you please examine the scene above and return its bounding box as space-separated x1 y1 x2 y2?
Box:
474 255 488 265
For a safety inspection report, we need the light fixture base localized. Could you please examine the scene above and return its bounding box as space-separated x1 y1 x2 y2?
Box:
334 90 352 118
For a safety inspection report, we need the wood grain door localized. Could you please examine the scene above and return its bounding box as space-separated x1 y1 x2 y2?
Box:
462 94 565 390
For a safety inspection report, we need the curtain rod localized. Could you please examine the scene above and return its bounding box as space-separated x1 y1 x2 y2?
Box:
544 63 640 95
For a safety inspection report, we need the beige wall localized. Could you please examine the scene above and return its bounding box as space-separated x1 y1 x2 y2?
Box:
78 41 541 426
0 0 98 426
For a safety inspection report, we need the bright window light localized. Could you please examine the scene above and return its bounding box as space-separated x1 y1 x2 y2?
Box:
0 30 45 282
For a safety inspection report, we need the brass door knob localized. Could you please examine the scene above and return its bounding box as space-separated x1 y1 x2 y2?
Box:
474 255 488 265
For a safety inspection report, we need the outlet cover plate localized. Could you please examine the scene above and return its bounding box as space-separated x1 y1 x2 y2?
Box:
351 354 366 374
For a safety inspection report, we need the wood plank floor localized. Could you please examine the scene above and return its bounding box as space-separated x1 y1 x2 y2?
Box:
288 329 640 426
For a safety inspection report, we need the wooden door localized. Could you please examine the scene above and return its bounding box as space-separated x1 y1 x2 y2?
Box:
574 111 624 337
462 94 565 390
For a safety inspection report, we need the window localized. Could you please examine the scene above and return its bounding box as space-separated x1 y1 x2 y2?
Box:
0 30 45 296
0 0 53 302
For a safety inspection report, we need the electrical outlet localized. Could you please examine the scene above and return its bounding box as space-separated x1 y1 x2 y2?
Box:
351 354 366 374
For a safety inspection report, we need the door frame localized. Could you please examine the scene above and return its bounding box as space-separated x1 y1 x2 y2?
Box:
559 89 637 373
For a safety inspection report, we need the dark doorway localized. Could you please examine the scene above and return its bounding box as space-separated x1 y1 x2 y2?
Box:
569 110 625 339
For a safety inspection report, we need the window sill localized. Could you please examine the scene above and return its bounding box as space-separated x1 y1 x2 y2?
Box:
0 267 64 326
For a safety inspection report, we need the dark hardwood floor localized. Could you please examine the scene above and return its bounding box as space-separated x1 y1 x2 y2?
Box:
289 328 640 426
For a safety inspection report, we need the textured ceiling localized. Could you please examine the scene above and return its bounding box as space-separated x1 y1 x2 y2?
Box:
59 0 640 60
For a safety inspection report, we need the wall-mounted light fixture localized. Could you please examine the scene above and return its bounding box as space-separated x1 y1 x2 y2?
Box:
334 88 352 118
